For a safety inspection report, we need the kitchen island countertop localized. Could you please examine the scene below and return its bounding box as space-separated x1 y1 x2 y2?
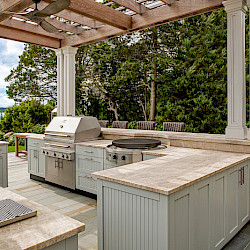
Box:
93 146 250 195
0 188 85 250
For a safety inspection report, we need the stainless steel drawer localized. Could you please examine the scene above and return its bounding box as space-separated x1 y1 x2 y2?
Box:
76 155 103 173
76 171 97 194
76 145 104 158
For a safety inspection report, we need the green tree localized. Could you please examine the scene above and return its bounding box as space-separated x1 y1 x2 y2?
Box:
5 44 57 102
157 9 228 133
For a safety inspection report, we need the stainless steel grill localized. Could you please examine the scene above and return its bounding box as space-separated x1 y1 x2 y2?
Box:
0 199 37 227
43 116 101 189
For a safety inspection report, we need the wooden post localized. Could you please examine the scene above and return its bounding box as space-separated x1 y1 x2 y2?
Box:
15 136 18 157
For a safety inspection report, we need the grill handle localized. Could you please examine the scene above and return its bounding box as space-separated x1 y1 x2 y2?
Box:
45 133 70 138
49 144 70 148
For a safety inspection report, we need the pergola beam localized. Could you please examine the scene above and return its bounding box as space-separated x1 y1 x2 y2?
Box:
160 0 177 6
1 18 67 39
0 25 60 48
64 0 132 30
111 0 148 14
61 0 223 47
38 1 103 29
0 0 33 22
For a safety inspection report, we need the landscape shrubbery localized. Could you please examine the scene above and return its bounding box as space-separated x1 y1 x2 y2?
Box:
0 100 54 144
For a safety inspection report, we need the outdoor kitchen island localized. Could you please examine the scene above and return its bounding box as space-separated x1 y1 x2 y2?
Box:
92 146 250 250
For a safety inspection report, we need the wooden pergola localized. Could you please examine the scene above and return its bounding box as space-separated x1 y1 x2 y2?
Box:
0 0 223 49
1 0 250 140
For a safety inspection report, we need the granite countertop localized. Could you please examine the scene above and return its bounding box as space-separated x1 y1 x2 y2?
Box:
26 134 45 140
0 188 85 250
75 139 113 148
93 147 250 195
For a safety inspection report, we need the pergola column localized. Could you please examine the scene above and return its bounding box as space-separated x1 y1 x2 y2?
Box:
62 46 78 117
55 48 64 116
223 0 247 139
56 46 77 117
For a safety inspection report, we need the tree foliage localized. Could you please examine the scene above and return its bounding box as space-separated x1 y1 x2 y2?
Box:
0 100 54 133
5 44 57 102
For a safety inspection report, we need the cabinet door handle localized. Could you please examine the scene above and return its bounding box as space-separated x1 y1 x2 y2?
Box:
242 167 245 184
83 157 93 161
55 159 59 168
83 150 93 153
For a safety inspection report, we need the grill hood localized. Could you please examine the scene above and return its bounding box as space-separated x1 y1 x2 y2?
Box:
45 116 101 143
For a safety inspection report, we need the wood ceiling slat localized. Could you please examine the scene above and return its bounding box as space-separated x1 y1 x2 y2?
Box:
0 0 33 22
0 25 60 48
111 0 148 14
61 0 223 47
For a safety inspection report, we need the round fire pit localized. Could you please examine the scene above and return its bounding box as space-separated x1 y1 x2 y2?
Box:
112 138 161 149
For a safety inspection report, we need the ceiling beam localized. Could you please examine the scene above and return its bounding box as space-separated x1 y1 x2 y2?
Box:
61 0 223 47
0 0 33 22
38 1 103 29
59 0 132 30
0 25 60 48
111 0 148 14
1 18 67 39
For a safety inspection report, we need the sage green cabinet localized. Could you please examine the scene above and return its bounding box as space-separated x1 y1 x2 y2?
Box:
28 139 45 178
76 145 104 194
97 160 250 250
0 144 8 187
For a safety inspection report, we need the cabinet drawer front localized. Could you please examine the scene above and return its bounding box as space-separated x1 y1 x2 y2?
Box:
143 154 160 161
0 145 7 154
76 171 97 194
77 155 103 173
28 138 44 148
76 145 103 158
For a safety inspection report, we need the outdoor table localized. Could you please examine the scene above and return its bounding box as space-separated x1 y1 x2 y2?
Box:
14 133 33 157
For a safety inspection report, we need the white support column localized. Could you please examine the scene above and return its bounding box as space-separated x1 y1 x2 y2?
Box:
55 48 64 116
223 0 247 139
62 46 78 117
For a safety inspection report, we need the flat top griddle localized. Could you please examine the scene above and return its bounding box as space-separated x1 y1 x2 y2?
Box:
112 138 161 149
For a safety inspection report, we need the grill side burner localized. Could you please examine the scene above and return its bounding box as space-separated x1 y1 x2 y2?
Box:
43 116 101 190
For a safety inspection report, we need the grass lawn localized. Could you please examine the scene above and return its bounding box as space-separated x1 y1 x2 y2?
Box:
8 146 25 153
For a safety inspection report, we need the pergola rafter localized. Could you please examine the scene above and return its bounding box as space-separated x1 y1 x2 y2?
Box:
0 0 224 49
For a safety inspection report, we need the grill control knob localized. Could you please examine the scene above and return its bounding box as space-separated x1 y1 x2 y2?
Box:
113 154 117 160
46 152 49 155
66 155 69 159
43 150 45 154
62 154 64 158
121 155 126 161
54 153 56 157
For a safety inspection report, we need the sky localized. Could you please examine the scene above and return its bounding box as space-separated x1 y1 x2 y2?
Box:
0 38 24 108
